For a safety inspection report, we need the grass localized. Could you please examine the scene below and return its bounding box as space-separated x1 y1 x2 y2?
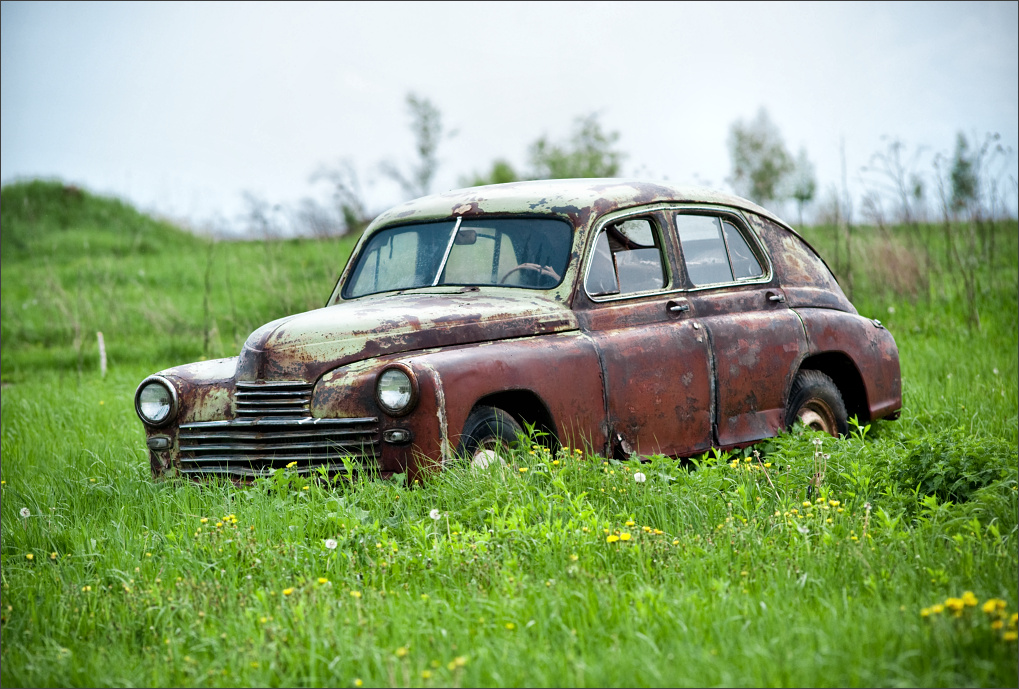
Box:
1 181 1017 686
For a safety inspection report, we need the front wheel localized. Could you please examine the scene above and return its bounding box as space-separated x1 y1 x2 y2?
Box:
785 370 849 437
457 406 523 469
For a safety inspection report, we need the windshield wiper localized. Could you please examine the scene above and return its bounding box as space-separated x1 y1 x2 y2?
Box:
431 216 463 286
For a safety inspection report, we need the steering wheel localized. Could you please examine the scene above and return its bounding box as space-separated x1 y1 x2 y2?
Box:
499 263 561 286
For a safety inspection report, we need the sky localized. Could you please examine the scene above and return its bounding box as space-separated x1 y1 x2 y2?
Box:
2 1 1017 234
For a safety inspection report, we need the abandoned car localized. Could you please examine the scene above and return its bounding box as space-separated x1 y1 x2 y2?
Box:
135 179 902 481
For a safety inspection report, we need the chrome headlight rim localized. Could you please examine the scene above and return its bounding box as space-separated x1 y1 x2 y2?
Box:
375 364 419 417
134 375 179 428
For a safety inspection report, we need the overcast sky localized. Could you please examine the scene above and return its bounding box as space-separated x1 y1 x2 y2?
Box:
2 1 1017 232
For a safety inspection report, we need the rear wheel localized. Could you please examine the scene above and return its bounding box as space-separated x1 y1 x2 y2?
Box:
786 370 849 437
458 406 523 469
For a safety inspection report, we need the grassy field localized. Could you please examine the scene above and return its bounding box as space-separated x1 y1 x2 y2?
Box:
2 181 1017 687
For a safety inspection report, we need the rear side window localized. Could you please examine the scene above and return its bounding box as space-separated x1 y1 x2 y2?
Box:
586 217 667 297
675 214 763 286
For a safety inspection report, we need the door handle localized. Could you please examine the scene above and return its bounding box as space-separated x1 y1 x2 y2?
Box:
667 300 690 313
767 292 785 303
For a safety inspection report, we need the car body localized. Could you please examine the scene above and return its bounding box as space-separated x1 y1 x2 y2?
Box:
135 179 901 482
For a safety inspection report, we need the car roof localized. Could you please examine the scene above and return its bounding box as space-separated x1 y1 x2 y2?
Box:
368 178 794 231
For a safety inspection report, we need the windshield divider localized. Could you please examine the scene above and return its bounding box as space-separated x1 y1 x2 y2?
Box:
431 216 463 286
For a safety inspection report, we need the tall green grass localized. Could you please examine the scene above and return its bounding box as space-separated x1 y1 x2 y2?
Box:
2 181 1016 686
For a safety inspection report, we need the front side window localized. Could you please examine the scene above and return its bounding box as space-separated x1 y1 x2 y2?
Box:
344 218 572 298
585 218 667 297
675 214 763 287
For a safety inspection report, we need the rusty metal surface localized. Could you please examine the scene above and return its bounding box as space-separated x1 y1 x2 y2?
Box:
137 179 902 481
797 308 903 420
236 289 577 384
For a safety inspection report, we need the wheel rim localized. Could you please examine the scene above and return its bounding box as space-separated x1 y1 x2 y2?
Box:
471 438 506 469
796 399 838 435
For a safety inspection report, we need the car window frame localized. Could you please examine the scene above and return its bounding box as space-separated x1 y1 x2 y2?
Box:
582 209 675 303
671 207 773 291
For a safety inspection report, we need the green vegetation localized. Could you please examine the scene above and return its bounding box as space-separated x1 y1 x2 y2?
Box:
2 181 1016 686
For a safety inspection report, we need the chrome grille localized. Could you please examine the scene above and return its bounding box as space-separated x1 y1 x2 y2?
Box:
235 381 312 417
178 417 379 478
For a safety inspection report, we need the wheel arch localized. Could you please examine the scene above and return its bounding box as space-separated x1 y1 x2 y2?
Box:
472 390 560 451
796 351 870 423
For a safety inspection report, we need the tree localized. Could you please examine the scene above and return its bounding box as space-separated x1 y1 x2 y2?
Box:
950 132 978 215
381 93 445 199
460 159 521 188
788 147 817 227
528 113 625 179
727 108 793 205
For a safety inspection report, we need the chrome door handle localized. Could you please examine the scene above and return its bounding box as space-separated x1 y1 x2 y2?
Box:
767 292 785 303
667 301 690 313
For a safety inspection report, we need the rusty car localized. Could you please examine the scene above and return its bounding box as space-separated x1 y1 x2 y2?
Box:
135 179 902 482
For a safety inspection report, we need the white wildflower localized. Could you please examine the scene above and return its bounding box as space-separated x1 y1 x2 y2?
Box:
429 509 441 521
324 538 338 550
19 507 30 518
633 472 646 483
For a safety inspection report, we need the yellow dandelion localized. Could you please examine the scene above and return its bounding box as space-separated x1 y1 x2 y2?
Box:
286 461 298 468
302 486 309 491
519 467 528 473
395 646 409 658
962 591 978 607
200 518 208 523
931 604 944 614
983 599 1002 614
672 539 680 545
282 588 294 596
619 533 631 541
606 535 619 543
1009 613 1018 628
552 460 559 465
1004 631 1018 642
802 501 811 507
421 670 432 679
354 680 363 687
992 620 1004 630
505 622 515 630
945 597 965 615
25 553 33 561
50 552 58 560
350 590 361 598
642 526 651 532
920 608 931 618
318 578 329 585
764 462 772 468
569 554 578 561
625 520 635 527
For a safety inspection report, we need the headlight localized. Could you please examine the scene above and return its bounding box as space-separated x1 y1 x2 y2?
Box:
135 376 178 427
375 365 417 416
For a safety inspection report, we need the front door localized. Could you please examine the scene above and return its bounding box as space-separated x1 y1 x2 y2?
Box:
578 213 713 458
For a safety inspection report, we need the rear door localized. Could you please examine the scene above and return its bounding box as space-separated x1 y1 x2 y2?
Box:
673 210 806 447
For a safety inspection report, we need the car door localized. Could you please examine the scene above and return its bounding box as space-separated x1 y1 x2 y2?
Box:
576 211 713 458
673 210 806 448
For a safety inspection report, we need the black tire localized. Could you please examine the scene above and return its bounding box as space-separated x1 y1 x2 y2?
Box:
785 370 849 437
458 406 524 468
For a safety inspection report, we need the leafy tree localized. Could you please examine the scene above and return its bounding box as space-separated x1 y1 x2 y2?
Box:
950 132 978 215
788 147 817 227
461 159 521 188
727 108 793 205
528 114 625 179
381 93 445 198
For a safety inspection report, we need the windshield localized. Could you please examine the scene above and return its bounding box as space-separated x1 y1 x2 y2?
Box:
343 218 573 298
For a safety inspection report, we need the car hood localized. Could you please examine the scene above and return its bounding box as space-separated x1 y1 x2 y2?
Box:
235 288 577 383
